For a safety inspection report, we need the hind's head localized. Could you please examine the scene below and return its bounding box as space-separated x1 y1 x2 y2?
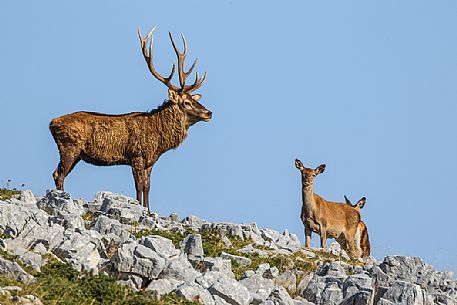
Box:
295 159 326 187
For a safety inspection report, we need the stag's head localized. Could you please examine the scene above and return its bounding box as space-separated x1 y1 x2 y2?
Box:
138 27 212 125
295 159 326 187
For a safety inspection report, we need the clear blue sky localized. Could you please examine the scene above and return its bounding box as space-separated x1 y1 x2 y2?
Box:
1 1 456 273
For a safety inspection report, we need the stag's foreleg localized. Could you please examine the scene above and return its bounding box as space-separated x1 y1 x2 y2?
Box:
53 146 81 191
143 166 153 211
131 159 146 207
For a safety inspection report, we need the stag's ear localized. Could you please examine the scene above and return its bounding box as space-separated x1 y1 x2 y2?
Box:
295 159 304 170
315 164 326 175
191 94 202 102
356 197 366 209
168 89 180 103
344 195 351 205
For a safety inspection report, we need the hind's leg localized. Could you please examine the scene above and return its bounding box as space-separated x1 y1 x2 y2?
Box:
304 224 312 248
53 146 81 191
344 230 358 258
336 235 349 253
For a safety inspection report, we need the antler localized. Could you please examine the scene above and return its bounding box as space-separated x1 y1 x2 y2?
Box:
138 26 179 91
168 33 207 93
139 26 206 93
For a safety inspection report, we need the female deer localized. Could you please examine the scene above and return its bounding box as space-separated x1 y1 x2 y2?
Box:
295 159 362 257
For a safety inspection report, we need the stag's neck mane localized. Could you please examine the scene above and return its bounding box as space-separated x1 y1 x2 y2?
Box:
148 100 189 152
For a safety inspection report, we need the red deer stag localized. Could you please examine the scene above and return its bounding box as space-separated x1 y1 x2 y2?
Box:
344 196 371 257
295 159 364 257
50 27 212 212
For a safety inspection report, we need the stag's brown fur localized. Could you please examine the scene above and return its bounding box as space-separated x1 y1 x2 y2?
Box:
51 104 187 169
50 27 211 212
295 159 363 257
50 92 211 211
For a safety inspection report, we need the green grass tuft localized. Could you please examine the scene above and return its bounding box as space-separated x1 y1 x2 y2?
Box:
0 188 20 201
0 259 199 305
133 228 363 283
133 228 197 248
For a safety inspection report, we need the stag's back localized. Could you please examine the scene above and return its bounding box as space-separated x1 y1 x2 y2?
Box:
50 111 144 166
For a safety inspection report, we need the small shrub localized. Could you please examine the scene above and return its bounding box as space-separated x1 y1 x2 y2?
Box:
200 231 251 257
82 211 96 222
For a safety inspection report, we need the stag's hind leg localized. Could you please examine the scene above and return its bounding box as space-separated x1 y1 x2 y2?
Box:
53 146 81 191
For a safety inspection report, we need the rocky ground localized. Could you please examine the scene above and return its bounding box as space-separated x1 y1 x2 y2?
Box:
0 189 455 305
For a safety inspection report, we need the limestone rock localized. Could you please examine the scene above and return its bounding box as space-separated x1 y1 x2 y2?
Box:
139 235 180 258
180 234 204 258
378 280 425 305
0 255 34 283
191 257 234 278
239 273 275 303
146 278 183 299
201 222 244 240
112 241 166 282
52 229 102 273
181 215 208 231
176 282 215 305
97 191 147 224
262 286 295 305
207 272 252 305
159 254 200 283
237 244 268 257
221 252 252 267
276 270 297 293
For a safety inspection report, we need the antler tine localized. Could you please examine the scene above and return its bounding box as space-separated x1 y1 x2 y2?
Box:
185 58 198 78
185 71 207 93
180 33 188 56
148 36 176 84
138 26 179 91
169 32 187 88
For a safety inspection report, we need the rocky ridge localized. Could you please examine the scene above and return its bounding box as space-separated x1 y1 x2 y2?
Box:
0 189 455 305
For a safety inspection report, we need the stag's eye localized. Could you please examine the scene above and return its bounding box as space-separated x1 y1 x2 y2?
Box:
183 101 193 109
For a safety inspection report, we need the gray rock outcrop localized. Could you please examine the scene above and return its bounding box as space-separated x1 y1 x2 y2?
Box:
0 190 455 305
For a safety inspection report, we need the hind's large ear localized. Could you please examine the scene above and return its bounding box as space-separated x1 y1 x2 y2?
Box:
295 159 304 170
356 197 366 209
315 164 326 175
344 195 352 205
